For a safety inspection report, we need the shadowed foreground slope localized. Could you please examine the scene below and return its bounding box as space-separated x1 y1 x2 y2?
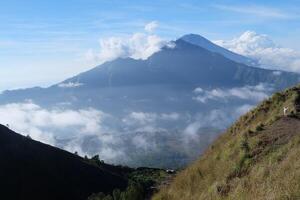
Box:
0 125 128 200
153 85 300 200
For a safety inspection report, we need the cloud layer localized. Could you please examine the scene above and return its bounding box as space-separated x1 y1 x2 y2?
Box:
0 101 106 149
0 101 186 165
193 84 272 103
0 98 258 168
183 104 253 140
214 31 300 72
58 82 84 88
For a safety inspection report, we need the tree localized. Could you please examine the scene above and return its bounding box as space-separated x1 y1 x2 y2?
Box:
91 155 105 166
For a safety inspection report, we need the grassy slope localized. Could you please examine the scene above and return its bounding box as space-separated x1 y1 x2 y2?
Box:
153 85 300 200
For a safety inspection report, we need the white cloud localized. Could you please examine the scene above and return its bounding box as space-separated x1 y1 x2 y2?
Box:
161 112 180 120
0 101 130 162
122 112 180 127
144 21 159 32
123 112 157 126
183 104 254 142
193 83 272 103
0 100 257 166
0 102 104 144
272 71 282 76
214 31 300 72
121 111 181 135
0 102 187 163
86 21 175 64
97 148 125 160
183 121 203 140
132 134 155 150
97 33 166 61
58 82 83 88
183 109 230 141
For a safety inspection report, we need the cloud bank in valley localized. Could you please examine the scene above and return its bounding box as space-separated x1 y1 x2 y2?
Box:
58 82 84 88
0 98 254 167
183 104 253 140
0 101 108 154
0 101 188 164
214 31 300 72
193 84 273 103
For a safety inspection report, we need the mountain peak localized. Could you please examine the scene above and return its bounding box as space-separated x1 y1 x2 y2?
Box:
180 33 212 43
180 33 256 66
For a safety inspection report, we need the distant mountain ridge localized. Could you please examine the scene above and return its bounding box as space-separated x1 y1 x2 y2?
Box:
1 38 298 101
57 39 297 89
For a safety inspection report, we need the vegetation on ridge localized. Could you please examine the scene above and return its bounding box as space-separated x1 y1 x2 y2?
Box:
153 85 300 200
87 167 171 200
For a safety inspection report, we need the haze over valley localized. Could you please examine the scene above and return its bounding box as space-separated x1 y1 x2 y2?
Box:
2 33 300 168
1 1 300 199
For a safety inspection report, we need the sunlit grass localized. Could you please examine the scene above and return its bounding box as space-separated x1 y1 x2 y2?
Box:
153 85 300 200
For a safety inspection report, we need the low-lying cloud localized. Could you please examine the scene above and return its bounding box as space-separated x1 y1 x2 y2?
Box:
58 82 84 88
123 112 180 125
0 101 185 165
193 83 273 103
0 99 258 167
183 104 253 140
214 31 300 72
0 101 105 146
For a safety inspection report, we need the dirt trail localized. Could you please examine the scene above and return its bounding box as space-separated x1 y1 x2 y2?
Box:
259 117 300 145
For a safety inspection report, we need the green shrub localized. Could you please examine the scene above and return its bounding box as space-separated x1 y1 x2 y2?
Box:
255 123 264 131
240 139 250 153
87 182 144 200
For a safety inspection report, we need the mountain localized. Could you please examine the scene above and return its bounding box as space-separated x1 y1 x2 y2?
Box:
0 124 128 200
153 84 300 199
0 38 300 169
180 34 256 66
1 39 298 110
55 39 298 89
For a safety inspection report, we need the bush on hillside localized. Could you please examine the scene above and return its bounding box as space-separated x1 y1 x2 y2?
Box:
255 123 264 131
87 182 144 200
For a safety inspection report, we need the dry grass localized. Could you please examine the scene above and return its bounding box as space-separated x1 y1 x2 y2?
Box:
153 86 300 200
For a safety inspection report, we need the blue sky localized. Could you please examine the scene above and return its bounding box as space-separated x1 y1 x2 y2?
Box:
1 0 300 91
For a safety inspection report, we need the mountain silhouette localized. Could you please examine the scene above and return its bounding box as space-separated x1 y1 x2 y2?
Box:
0 125 127 200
